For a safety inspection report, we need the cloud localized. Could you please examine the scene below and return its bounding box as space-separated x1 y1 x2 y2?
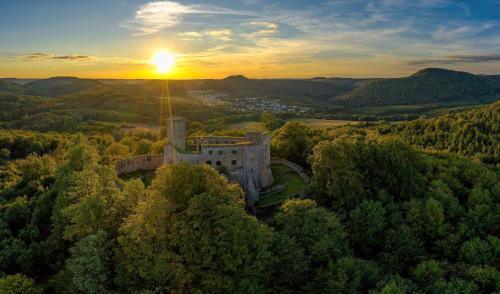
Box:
121 1 250 35
407 53 500 65
178 31 203 38
19 52 96 62
378 0 452 9
432 22 496 40
249 22 278 38
206 29 232 41
178 29 232 41
9 53 149 68
178 31 204 40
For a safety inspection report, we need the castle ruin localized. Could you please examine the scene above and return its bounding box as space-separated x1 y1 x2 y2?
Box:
164 117 273 204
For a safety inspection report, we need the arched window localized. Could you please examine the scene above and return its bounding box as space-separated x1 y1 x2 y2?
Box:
206 160 212 165
216 161 222 166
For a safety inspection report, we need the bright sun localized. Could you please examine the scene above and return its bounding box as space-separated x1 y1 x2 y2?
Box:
151 51 175 74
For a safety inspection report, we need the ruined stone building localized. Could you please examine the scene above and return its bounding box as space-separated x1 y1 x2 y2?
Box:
164 117 273 203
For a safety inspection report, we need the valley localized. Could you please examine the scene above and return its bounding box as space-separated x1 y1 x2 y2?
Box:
1 67 499 135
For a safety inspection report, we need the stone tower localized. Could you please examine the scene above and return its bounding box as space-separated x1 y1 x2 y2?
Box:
166 117 186 150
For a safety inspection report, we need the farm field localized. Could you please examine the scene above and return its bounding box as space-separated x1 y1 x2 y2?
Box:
228 118 357 132
227 121 267 132
121 123 162 135
289 118 358 128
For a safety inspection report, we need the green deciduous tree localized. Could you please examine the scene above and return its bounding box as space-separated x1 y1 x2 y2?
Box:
274 199 347 264
135 138 152 155
310 138 426 209
261 113 285 131
459 237 495 266
150 163 243 211
105 142 129 161
115 191 175 291
312 257 380 293
309 139 365 208
116 163 261 293
66 231 111 293
413 259 446 292
62 166 125 241
271 121 316 166
0 274 42 294
269 232 310 289
423 197 447 237
348 200 386 255
172 192 273 292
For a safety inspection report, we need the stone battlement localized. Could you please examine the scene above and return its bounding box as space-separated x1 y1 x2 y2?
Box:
115 155 163 175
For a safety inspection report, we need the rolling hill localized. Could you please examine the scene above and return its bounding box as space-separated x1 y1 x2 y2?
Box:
339 68 500 106
379 101 500 162
114 79 191 97
7 68 500 108
197 75 361 104
0 78 37 85
0 68 499 133
26 76 108 96
0 78 234 132
0 80 31 95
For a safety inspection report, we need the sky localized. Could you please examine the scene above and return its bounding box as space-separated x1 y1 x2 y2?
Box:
1 0 500 79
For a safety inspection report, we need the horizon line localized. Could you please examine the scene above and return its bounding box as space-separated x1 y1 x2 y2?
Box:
2 67 499 81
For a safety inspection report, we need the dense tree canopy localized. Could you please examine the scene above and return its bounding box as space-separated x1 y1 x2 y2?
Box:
1 101 499 293
271 121 319 166
379 101 500 164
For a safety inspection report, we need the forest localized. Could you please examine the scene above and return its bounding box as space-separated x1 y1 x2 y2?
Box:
0 100 499 293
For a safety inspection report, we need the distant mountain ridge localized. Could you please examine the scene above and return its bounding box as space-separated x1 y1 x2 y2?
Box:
1 68 499 107
338 68 500 106
0 80 31 95
197 76 360 105
223 75 249 81
0 78 37 85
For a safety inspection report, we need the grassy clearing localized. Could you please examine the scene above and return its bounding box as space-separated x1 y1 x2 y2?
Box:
228 118 357 132
257 164 306 207
227 121 266 132
289 118 358 128
121 123 161 135
118 169 156 186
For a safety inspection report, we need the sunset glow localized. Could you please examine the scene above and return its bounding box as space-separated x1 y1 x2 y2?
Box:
1 1 500 79
151 51 175 74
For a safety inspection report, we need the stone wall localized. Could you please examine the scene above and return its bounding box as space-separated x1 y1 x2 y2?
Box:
258 134 273 188
115 155 163 175
271 157 310 182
